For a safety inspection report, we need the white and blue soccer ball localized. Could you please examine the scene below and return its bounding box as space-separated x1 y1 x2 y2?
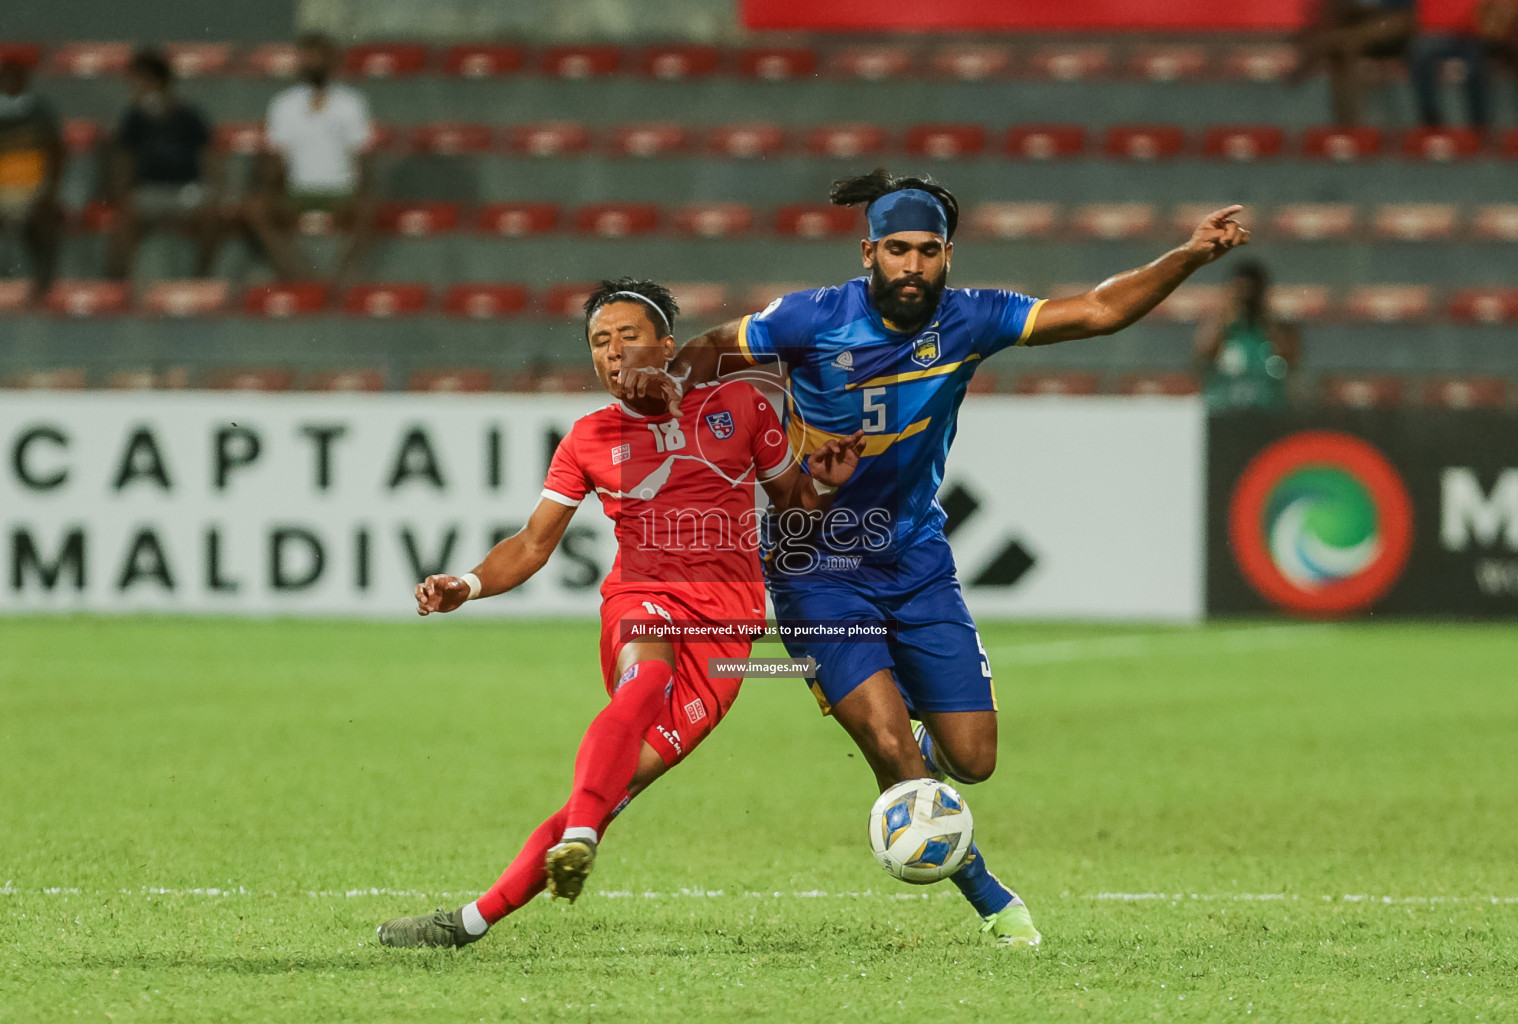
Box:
868 778 974 884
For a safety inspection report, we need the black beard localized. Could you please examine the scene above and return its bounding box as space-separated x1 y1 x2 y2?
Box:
869 264 945 330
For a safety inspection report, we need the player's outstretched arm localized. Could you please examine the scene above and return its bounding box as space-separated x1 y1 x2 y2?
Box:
762 431 866 512
624 318 747 415
414 497 576 615
1026 205 1250 346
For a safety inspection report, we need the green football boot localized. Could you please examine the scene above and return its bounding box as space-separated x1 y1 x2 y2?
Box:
981 903 1042 948
377 906 481 949
544 839 597 903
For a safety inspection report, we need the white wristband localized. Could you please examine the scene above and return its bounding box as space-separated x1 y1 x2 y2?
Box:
460 572 483 600
812 476 836 497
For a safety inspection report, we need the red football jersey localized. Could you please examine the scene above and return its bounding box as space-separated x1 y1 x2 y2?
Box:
542 381 793 608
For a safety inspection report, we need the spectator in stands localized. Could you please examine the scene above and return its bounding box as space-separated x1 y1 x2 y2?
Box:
0 55 63 301
1408 0 1518 131
106 49 222 280
1291 0 1418 124
1195 261 1301 412
244 33 374 284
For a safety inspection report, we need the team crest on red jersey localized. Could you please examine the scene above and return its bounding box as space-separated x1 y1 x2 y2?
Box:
704 410 735 439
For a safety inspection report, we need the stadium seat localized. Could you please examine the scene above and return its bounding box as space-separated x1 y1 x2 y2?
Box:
1202 126 1284 161
542 45 620 78
637 44 721 79
1221 43 1296 81
964 371 998 395
50 42 131 76
1104 125 1186 160
1401 127 1483 161
1346 284 1432 323
1118 372 1200 396
1269 285 1332 322
671 202 755 238
477 202 559 236
105 368 189 390
574 203 661 238
966 202 1060 239
244 283 328 317
508 122 591 157
0 44 42 70
830 44 914 80
408 369 495 392
1422 376 1509 409
1153 284 1224 322
1302 126 1382 160
74 200 116 234
805 124 887 159
528 367 600 393
166 43 231 78
1072 202 1156 239
1273 203 1357 241
609 123 689 158
62 120 102 156
541 283 600 318
1005 125 1085 159
443 284 530 319
905 124 986 160
442 45 526 78
45 281 128 317
708 123 786 159
140 280 230 317
1014 371 1101 396
303 369 386 392
202 367 297 391
929 44 1011 81
376 202 462 236
775 204 862 239
343 284 430 317
214 121 266 154
246 43 299 78
4 368 87 389
739 47 818 80
344 44 429 78
660 282 725 320
410 123 495 155
0 279 31 312
1322 374 1405 408
1131 45 1210 82
1449 287 1518 324
1372 203 1458 241
1031 44 1111 80
1472 204 1518 241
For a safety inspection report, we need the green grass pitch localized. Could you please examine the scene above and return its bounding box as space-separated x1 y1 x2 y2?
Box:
2 617 1516 1023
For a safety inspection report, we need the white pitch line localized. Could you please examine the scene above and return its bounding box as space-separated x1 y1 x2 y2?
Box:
988 625 1337 665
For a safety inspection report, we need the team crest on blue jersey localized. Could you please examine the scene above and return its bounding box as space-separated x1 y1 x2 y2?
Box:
704 410 735 439
911 333 941 367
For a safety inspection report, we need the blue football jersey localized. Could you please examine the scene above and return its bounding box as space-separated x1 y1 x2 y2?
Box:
737 277 1044 562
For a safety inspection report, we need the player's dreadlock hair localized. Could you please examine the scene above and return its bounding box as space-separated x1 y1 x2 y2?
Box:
582 278 681 340
828 168 961 241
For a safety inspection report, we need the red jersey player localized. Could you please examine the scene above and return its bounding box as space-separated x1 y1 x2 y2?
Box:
378 278 863 948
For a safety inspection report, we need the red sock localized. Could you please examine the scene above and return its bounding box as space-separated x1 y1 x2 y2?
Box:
474 802 568 923
564 660 671 832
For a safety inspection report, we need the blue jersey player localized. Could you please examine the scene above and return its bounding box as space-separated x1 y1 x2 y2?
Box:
632 169 1250 947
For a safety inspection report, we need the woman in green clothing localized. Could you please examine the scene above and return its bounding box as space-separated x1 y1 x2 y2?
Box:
1196 260 1301 412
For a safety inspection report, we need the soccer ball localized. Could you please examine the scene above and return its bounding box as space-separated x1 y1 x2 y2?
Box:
868 778 974 884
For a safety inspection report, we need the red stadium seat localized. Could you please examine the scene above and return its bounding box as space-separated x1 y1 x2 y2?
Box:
443 284 530 319
1372 203 1459 241
830 45 914 80
1221 44 1296 81
0 279 31 312
45 281 128 317
62 119 102 156
4 368 87 390
1072 203 1156 239
365 124 397 153
1131 46 1210 82
905 124 986 160
1104 125 1186 160
739 47 817 81
929 44 1011 81
1119 372 1200 396
214 121 266 154
441 45 525 78
1346 285 1433 323
1202 126 1284 161
343 44 429 78
1501 128 1518 158
1030 45 1111 80
165 43 231 77
75 199 117 233
1323 375 1405 409
637 45 720 79
246 43 299 78
1449 288 1518 324
1005 125 1085 159
805 124 887 160
140 280 230 317
203 367 297 392
408 369 494 393
477 202 559 236
1014 372 1101 396
1473 204 1518 240
1273 203 1358 241
574 203 660 238
303 369 386 392
529 367 600 394
1401 127 1483 161
343 284 430 317
608 123 689 158
1153 284 1225 323
541 283 601 318
542 46 619 78
508 122 591 158
667 282 729 319
708 123 786 159
0 44 42 71
967 202 1061 240
50 42 132 77
106 368 189 390
1422 377 1509 409
1302 126 1382 160
671 202 755 238
1269 286 1332 322
410 123 495 155
775 204 862 239
244 283 328 317
375 202 461 236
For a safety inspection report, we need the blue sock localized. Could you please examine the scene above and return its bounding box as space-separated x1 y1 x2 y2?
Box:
951 843 1019 918
916 725 973 786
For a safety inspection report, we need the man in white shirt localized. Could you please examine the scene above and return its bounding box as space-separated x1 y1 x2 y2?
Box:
245 34 375 284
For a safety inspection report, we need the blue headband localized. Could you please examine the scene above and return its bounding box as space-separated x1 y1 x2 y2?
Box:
867 189 949 241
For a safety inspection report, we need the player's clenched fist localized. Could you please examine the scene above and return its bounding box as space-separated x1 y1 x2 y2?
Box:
416 574 470 616
1184 204 1250 265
